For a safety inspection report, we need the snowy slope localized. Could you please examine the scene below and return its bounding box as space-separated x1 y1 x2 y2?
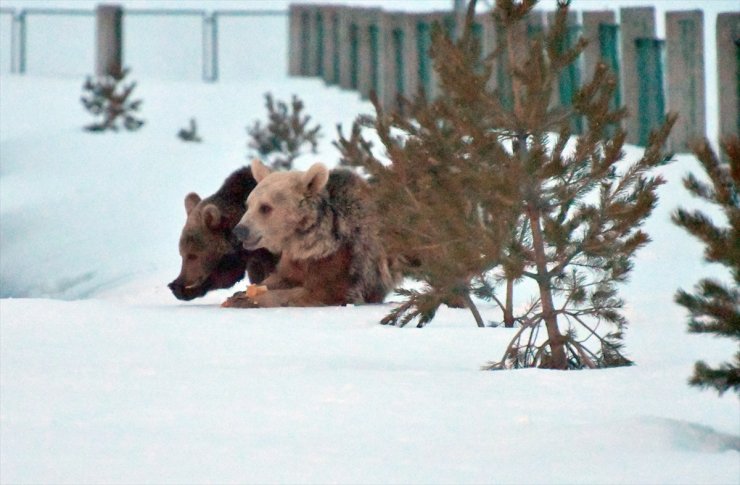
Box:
1 71 738 485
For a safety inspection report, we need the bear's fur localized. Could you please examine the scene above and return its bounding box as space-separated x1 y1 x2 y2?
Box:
223 159 396 307
169 167 278 301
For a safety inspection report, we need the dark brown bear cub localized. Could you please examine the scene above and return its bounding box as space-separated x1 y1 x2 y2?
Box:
169 167 278 301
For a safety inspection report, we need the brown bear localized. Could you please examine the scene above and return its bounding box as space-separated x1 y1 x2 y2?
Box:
168 166 278 301
222 159 397 308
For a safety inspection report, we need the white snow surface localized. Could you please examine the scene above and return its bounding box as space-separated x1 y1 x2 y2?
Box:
1 35 739 485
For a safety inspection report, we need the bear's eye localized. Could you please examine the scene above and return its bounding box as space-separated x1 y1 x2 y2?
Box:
186 254 198 261
259 204 273 215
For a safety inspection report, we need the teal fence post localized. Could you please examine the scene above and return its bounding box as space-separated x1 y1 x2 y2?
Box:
549 11 583 133
336 7 353 90
526 10 544 40
635 38 666 146
300 10 310 75
315 10 324 77
393 26 405 98
495 21 512 110
620 7 656 144
349 21 359 90
369 23 379 97
582 11 617 112
598 24 621 109
416 20 431 96
666 10 705 152
324 8 338 85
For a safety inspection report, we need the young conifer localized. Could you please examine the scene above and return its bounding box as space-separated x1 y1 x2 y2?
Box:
339 0 674 369
673 137 739 395
247 93 322 170
81 66 144 132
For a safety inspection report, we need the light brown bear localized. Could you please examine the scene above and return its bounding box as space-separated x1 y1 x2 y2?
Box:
169 166 278 301
222 159 396 307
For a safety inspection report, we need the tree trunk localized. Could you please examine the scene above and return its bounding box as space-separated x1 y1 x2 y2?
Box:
526 205 568 369
503 276 515 327
463 292 486 328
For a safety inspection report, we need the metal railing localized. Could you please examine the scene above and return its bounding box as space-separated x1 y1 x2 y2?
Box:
0 7 288 82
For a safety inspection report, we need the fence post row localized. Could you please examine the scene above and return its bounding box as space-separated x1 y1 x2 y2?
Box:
289 4 735 151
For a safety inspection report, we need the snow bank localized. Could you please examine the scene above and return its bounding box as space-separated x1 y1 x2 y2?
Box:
1 298 738 484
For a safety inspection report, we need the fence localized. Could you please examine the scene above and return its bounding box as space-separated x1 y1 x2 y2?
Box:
288 4 740 152
0 7 287 82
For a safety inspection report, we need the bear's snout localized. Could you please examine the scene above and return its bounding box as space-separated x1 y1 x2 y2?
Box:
234 223 250 242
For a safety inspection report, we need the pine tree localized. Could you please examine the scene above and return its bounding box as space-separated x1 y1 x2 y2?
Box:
247 93 322 170
673 137 740 395
339 0 675 369
80 66 144 132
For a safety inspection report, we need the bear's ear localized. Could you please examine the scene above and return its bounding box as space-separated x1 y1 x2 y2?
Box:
185 192 201 215
303 163 329 195
202 204 222 230
251 159 272 183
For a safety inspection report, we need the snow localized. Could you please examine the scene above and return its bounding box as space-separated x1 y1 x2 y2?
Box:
1 2 739 483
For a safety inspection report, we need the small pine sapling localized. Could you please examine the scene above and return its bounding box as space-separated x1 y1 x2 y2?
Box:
482 0 676 369
247 93 322 170
673 137 739 395
339 0 675 371
178 118 203 143
80 66 144 132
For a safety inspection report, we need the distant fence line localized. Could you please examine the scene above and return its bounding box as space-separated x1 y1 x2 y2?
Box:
0 6 286 82
288 4 740 152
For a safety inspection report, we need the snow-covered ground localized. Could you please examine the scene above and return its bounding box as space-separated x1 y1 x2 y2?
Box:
1 1 739 483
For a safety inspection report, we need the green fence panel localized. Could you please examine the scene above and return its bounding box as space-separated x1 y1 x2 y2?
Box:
417 21 431 95
350 22 359 89
392 27 405 97
635 38 666 146
598 24 621 109
369 24 379 95
442 14 456 40
315 11 323 77
331 13 340 84
555 25 583 133
300 11 310 75
621 7 656 144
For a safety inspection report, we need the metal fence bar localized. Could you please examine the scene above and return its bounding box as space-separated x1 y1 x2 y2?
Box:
17 11 26 74
124 9 206 16
0 8 15 73
18 8 93 16
204 14 218 82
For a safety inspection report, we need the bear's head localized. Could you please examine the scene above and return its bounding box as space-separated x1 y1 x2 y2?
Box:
234 159 330 256
168 193 247 301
